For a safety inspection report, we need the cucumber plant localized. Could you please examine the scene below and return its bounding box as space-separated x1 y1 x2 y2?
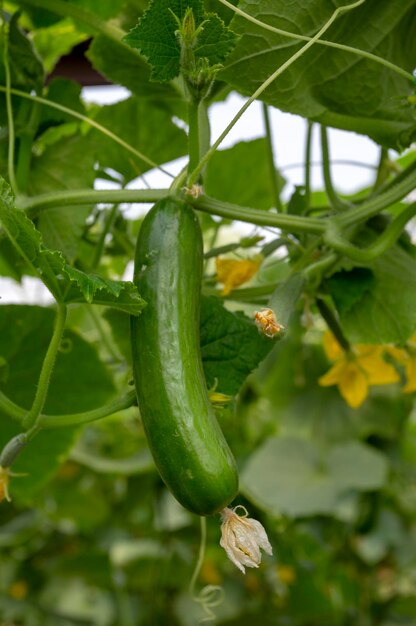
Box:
0 0 415 623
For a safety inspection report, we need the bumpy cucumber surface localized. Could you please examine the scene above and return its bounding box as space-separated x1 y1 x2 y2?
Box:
131 197 238 515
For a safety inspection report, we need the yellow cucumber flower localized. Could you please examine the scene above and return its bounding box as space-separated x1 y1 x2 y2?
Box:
0 466 11 503
386 335 416 393
216 257 261 295
319 332 400 408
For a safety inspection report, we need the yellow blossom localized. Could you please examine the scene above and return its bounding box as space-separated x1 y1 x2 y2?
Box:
277 565 296 585
0 466 11 503
319 332 400 408
386 335 416 393
9 580 28 600
208 390 232 406
216 257 261 295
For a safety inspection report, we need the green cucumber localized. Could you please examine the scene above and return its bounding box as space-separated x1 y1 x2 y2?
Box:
131 197 238 515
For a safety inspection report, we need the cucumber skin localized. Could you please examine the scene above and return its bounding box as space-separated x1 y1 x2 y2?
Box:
131 197 238 516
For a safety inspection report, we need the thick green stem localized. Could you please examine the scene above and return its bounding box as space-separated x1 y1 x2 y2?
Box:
90 204 119 271
2 18 18 195
304 122 313 208
19 188 168 216
320 126 350 211
19 187 325 233
15 102 41 193
0 388 137 429
192 195 325 234
198 101 211 161
187 99 202 179
373 148 390 191
316 298 351 352
336 161 416 228
262 103 282 212
303 252 339 282
203 283 276 302
325 202 416 262
0 390 25 423
39 390 137 428
23 304 67 430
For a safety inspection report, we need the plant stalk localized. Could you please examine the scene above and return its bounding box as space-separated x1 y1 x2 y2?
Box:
262 103 282 212
23 304 67 430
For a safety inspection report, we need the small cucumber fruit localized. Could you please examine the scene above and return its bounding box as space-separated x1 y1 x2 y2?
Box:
131 197 238 515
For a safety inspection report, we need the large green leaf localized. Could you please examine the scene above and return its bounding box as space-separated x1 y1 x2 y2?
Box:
68 0 126 20
241 436 388 517
91 96 188 182
0 305 116 501
123 0 238 82
87 34 178 98
325 268 375 316
204 139 285 210
40 77 87 125
200 296 273 395
32 18 89 72
0 177 146 314
221 0 416 149
28 130 95 262
328 245 416 345
0 12 44 92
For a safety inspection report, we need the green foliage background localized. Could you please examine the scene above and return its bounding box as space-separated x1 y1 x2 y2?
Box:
0 0 415 624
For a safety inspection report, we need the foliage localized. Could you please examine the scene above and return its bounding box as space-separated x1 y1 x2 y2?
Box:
0 0 415 624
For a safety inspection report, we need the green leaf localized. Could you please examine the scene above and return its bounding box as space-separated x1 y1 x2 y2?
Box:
103 309 133 364
333 245 416 344
268 272 305 329
63 267 146 315
0 13 44 92
354 510 404 564
204 139 285 210
123 0 238 82
29 133 95 195
0 235 27 280
0 356 8 383
87 34 177 98
200 296 273 395
287 186 307 215
40 77 87 125
0 305 116 501
68 0 126 20
0 177 146 314
221 0 416 149
91 96 188 182
0 177 62 299
31 18 89 72
29 132 95 262
326 267 375 316
241 436 388 517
